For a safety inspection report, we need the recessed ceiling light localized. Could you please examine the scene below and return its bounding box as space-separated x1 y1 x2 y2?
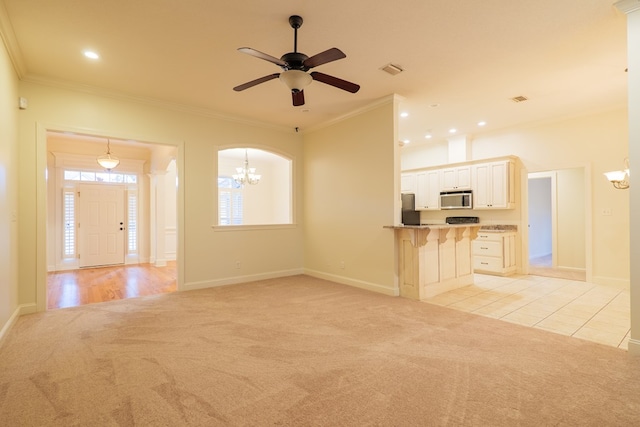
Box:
449 128 457 134
83 50 100 60
429 103 440 108
425 134 432 139
478 121 486 126
403 139 410 144
400 112 409 118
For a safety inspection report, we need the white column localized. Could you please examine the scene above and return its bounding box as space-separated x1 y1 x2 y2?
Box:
148 171 168 267
615 0 640 355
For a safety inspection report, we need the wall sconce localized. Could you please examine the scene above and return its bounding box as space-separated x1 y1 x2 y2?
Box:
604 158 630 189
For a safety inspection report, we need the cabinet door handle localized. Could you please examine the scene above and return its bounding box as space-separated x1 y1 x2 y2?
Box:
481 247 488 250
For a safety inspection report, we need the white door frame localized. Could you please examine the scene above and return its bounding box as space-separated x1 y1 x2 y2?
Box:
36 123 185 312
526 165 592 282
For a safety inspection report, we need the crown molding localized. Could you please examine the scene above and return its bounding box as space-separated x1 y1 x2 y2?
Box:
305 94 400 134
615 0 640 14
21 73 295 135
0 0 26 77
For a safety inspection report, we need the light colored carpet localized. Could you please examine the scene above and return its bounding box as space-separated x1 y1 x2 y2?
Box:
1 275 639 426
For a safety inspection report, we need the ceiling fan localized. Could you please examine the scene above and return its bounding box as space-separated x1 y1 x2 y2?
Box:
233 15 360 106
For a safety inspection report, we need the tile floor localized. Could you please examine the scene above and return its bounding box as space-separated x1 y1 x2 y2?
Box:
424 273 630 350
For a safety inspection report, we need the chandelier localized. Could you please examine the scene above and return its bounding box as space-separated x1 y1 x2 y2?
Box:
233 149 261 185
96 139 120 170
604 158 630 190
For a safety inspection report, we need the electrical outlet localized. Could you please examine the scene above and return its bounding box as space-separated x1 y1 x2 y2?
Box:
602 208 612 216
339 261 345 269
235 261 241 269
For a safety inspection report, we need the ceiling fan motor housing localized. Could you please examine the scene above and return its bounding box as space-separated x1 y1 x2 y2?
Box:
281 52 310 71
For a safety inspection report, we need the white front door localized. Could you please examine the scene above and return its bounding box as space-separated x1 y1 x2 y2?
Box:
79 184 125 268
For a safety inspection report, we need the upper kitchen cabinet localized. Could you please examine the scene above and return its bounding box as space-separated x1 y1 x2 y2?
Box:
441 166 471 191
472 160 515 209
401 172 416 194
415 170 440 210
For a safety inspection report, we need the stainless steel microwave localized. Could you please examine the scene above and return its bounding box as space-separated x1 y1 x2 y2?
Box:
440 190 472 210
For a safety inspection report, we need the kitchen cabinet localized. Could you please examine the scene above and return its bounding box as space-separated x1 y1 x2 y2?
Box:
441 166 471 191
389 224 481 300
472 160 515 209
415 170 440 210
401 173 416 194
473 231 517 275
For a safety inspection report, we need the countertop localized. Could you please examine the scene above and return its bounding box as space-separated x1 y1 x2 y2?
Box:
384 224 482 230
478 225 518 233
385 224 517 231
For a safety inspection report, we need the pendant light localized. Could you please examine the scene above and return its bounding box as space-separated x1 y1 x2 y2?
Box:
97 139 120 170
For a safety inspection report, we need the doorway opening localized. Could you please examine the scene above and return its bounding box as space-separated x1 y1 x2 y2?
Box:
45 131 179 309
527 169 586 281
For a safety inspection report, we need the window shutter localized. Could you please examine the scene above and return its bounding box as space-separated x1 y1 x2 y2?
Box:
219 190 231 225
63 190 76 257
128 190 138 253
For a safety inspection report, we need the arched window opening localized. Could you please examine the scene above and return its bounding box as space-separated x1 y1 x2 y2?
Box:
217 148 292 226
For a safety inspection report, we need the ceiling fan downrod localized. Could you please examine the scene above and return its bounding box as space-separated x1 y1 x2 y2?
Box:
289 15 303 53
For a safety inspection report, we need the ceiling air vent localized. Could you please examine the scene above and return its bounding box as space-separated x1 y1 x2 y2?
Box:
511 95 529 103
381 63 403 76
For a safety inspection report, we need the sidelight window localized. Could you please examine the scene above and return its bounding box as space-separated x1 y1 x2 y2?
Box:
63 189 76 258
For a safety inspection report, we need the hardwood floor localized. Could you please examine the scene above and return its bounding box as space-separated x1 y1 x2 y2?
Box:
47 261 177 310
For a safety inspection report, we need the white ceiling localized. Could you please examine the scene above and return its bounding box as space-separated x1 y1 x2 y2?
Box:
0 0 628 146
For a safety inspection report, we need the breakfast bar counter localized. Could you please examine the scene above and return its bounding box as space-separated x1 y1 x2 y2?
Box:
385 224 482 300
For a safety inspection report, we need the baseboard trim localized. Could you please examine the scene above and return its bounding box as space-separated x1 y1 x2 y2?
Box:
19 303 38 315
304 269 398 297
591 275 630 290
627 338 640 356
183 268 304 291
0 303 36 346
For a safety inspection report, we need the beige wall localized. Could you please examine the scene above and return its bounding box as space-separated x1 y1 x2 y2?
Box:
400 108 629 285
303 99 398 295
17 80 305 310
556 167 586 270
0 33 20 335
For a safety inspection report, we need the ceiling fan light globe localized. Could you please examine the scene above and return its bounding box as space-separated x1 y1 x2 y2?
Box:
280 70 312 91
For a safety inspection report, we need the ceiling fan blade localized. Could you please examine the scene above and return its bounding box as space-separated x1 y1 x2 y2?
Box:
310 72 360 93
303 48 346 69
233 73 280 91
292 90 305 106
238 47 286 67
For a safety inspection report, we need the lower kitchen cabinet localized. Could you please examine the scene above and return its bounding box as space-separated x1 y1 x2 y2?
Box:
473 231 517 276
